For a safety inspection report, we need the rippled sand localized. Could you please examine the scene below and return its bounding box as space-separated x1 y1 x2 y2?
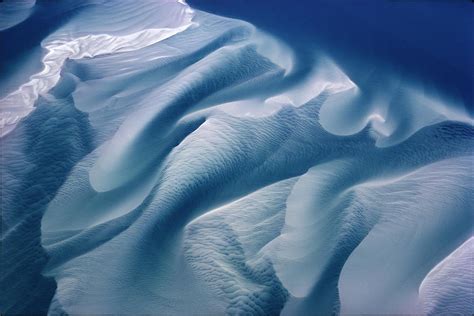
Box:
1 1 472 314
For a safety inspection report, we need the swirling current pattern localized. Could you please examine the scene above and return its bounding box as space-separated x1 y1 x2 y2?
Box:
0 0 473 315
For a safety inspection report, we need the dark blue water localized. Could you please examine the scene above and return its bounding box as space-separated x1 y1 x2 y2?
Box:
188 0 474 113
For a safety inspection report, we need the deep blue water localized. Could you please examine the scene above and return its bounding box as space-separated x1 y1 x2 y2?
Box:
1 1 473 314
189 0 474 112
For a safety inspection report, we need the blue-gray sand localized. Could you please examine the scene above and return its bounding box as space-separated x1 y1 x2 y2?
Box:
1 0 473 315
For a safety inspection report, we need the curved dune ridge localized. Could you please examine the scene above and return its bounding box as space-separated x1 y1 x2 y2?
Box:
0 0 36 31
0 0 473 314
0 0 194 137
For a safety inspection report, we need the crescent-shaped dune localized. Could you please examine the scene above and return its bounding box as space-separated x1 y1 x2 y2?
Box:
1 0 472 314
